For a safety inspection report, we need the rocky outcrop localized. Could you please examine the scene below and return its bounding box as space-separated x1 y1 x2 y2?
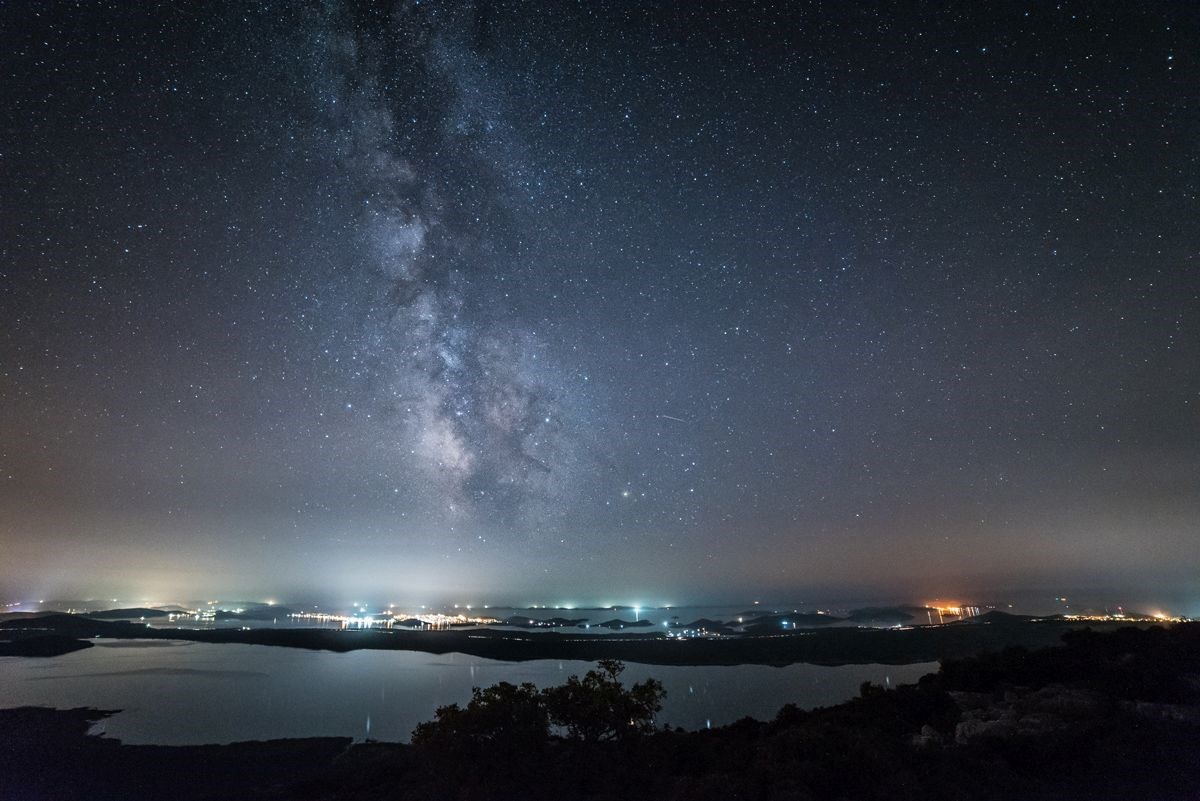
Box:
1123 701 1200 725
951 685 1112 744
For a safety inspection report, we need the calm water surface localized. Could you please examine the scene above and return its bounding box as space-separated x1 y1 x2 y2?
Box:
0 640 937 744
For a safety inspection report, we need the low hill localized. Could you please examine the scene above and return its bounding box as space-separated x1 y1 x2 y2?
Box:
743 612 844 632
89 608 171 620
846 606 923 623
0 613 147 637
595 619 654 629
214 607 295 620
0 635 93 657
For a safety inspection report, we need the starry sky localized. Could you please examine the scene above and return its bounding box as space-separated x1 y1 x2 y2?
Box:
2 1 1198 608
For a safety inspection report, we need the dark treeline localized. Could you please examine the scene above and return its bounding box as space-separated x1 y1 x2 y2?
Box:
1 623 1198 800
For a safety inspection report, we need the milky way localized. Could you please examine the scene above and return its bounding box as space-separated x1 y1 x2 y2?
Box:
317 4 581 526
1 2 1197 607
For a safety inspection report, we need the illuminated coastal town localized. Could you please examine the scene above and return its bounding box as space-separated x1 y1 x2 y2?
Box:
4 595 1189 635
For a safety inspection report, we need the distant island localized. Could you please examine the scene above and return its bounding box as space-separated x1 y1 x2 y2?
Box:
0 610 1177 667
86 608 172 620
0 634 93 657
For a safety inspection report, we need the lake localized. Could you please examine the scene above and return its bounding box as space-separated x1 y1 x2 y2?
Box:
0 640 938 744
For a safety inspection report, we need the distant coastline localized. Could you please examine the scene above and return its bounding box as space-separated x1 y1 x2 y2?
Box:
0 612 1159 667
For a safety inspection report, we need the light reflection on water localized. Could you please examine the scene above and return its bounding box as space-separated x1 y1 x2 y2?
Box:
0 640 937 745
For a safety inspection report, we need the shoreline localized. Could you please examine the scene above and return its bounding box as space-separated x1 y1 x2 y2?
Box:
3 623 1198 800
2 613 1149 666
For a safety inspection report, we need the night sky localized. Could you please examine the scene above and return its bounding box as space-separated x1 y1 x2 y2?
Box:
2 2 1197 608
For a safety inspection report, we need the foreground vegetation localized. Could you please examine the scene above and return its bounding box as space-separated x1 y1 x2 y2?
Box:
2 623 1197 800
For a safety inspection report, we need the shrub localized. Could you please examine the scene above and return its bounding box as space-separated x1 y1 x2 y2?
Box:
411 680 548 758
543 659 666 742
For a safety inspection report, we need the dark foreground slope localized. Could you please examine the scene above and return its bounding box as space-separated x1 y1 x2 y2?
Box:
2 623 1198 801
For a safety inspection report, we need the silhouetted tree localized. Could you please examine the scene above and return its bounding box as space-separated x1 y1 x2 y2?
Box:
543 659 665 742
411 660 666 753
411 681 549 757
